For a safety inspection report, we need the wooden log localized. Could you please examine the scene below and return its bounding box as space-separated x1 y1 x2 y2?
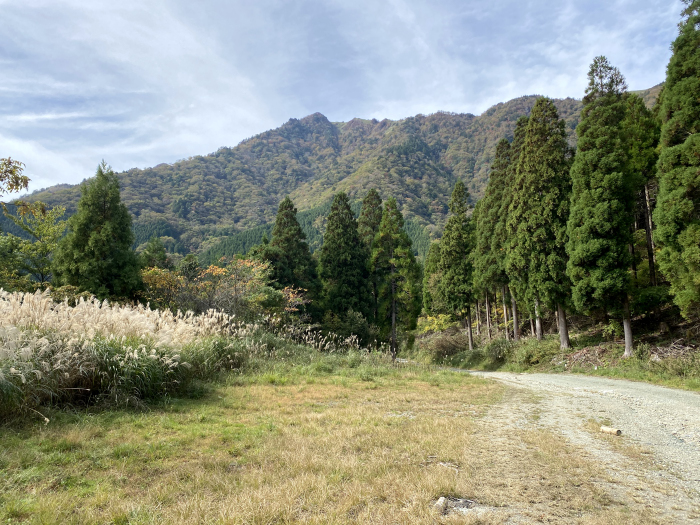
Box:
600 426 622 436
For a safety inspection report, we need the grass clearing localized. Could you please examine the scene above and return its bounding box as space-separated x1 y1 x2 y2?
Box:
1 365 663 524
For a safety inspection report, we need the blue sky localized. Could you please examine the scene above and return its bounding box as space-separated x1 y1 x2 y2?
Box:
0 0 683 191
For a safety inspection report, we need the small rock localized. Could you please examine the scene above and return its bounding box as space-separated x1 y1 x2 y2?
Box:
434 497 448 514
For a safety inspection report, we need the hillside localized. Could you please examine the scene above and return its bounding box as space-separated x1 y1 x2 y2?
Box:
27 91 650 259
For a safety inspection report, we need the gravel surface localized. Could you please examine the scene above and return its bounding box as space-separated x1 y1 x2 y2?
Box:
469 371 700 523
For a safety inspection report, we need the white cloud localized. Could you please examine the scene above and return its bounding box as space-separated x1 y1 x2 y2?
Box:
0 0 685 191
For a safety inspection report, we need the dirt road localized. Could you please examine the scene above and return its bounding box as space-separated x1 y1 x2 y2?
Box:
469 371 700 523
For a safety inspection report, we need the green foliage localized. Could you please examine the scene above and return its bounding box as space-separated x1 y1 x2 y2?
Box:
1 203 66 285
506 97 572 309
0 158 28 203
437 181 475 315
254 197 320 299
319 193 370 318
139 236 172 269
357 189 383 250
53 162 142 299
566 57 634 313
473 139 511 293
28 99 584 257
422 241 443 314
371 198 421 353
653 0 700 318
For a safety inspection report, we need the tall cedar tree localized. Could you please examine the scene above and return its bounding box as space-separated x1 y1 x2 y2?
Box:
438 181 476 350
507 97 573 349
623 94 660 286
474 139 510 295
54 162 141 299
501 116 529 339
422 241 442 314
319 192 370 318
358 189 383 323
371 198 421 357
566 57 635 356
653 0 700 317
267 197 320 295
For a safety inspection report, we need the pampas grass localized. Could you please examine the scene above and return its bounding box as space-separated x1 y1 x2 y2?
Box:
0 290 383 420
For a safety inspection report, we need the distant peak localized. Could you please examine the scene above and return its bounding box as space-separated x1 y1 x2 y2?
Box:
300 112 329 122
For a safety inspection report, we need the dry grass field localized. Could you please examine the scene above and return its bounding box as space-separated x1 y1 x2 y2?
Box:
0 366 665 524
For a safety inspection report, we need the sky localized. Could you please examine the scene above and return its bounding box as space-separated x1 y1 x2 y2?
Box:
0 0 684 192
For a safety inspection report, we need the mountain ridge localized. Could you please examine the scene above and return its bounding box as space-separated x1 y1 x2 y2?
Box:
21 84 662 259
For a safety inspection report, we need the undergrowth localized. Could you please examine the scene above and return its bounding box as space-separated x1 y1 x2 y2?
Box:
411 328 700 391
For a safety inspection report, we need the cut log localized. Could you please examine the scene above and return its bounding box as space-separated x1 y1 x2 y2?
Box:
600 426 622 436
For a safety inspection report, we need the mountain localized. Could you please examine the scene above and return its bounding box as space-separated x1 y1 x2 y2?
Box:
22 89 657 260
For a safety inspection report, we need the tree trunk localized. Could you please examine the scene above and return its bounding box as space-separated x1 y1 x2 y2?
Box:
534 298 543 341
485 293 492 340
629 240 637 280
509 286 519 341
529 317 535 337
644 183 657 286
557 303 570 349
466 305 474 352
622 296 633 358
502 285 510 341
475 300 481 336
390 278 397 360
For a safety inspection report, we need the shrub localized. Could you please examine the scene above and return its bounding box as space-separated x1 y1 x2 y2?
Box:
415 329 469 362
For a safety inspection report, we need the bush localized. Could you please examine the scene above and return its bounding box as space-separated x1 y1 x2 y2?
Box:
512 337 561 367
415 329 469 362
483 338 515 365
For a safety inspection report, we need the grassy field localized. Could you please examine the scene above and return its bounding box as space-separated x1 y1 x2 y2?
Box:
1 360 661 525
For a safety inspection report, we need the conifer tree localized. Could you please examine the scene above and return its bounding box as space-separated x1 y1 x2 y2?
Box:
140 236 172 270
438 181 476 350
501 116 528 339
623 93 660 286
267 197 320 295
474 139 510 297
507 97 573 349
566 57 635 356
319 192 370 318
358 189 383 249
653 0 700 317
54 161 141 299
371 198 421 357
358 189 383 323
422 241 442 315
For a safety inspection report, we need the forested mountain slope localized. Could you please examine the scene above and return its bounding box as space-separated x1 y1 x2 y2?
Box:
27 92 631 257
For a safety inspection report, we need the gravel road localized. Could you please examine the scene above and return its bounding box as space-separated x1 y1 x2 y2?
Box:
468 371 700 522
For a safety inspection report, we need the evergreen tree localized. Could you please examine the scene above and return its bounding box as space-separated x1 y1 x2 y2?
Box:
501 116 529 339
422 241 443 315
371 198 421 357
566 57 635 356
507 97 573 349
438 180 476 350
319 192 370 318
473 139 511 295
140 236 172 270
54 162 141 299
358 189 383 249
653 0 700 317
267 197 320 294
623 93 660 286
358 188 383 323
